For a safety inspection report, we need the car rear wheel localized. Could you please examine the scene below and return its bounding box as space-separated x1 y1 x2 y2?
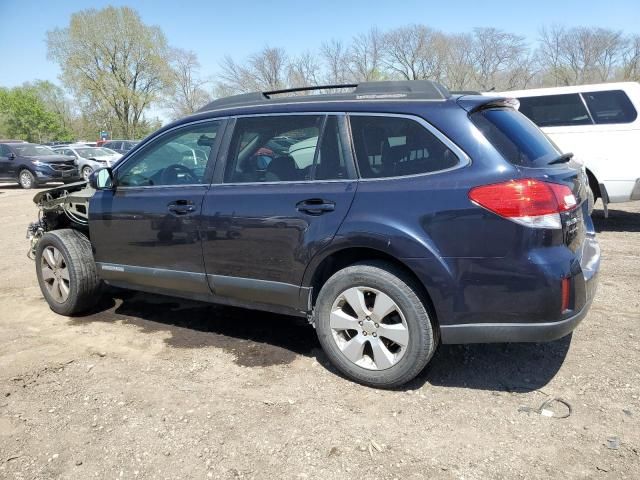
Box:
81 166 94 181
314 261 436 388
19 169 36 189
35 229 103 315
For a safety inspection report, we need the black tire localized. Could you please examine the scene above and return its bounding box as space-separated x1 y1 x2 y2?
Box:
314 261 436 388
81 166 93 181
19 169 36 189
35 229 103 315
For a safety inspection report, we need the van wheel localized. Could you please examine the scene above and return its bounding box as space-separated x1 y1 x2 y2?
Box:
19 169 36 189
35 229 102 315
314 261 436 388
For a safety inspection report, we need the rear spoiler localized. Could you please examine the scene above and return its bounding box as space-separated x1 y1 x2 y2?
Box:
455 95 520 113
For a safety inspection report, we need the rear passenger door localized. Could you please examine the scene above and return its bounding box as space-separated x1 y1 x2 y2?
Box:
201 114 357 313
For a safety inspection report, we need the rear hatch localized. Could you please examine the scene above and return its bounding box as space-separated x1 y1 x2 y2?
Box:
464 100 591 251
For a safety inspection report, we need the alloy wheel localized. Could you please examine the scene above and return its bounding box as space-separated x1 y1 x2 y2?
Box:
40 246 70 303
82 166 93 181
20 171 32 188
329 287 409 370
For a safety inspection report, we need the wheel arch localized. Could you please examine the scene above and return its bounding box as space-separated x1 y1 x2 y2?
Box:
585 167 601 199
304 245 441 337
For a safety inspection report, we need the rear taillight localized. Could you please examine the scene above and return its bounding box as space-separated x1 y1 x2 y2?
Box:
469 179 577 229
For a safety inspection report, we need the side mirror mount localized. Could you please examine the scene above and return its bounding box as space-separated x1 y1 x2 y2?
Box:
89 167 115 190
8 152 15 160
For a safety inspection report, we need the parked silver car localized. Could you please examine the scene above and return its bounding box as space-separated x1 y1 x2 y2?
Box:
53 146 122 180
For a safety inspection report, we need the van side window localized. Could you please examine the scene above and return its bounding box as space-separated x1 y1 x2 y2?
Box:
349 115 459 179
517 94 592 127
582 90 638 124
224 116 323 183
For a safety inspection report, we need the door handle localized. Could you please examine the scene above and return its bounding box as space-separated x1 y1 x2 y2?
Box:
167 200 196 215
296 199 336 215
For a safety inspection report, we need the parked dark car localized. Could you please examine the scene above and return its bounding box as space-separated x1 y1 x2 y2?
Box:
0 142 80 188
27 81 600 388
101 140 138 155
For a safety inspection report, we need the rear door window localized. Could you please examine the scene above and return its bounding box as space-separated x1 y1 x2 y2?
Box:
582 90 638 124
349 115 459 178
517 94 592 127
471 108 562 167
223 115 323 183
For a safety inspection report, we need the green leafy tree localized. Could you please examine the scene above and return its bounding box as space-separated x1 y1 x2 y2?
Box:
47 6 173 139
0 86 71 142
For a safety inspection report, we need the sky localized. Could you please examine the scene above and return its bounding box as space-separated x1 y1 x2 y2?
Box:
0 0 638 94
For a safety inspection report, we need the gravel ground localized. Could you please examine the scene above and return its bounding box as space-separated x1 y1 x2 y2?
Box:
0 184 638 480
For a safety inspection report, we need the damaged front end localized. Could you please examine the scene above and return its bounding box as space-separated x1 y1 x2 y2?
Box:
27 181 96 259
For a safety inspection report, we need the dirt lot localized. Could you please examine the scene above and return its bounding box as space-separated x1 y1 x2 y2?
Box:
0 184 638 480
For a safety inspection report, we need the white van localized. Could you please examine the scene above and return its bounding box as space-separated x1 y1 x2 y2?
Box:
490 82 640 215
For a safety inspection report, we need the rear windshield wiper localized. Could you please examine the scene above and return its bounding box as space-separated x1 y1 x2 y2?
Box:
548 152 574 165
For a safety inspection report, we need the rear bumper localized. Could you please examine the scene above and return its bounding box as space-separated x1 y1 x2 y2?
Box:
440 295 594 343
439 233 600 344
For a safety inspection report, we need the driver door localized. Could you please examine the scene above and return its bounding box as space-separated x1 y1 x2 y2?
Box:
89 119 225 298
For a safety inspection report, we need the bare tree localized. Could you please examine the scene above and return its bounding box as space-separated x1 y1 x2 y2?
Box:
382 25 446 81
442 34 475 90
348 28 385 81
166 48 212 119
537 25 570 86
537 26 625 85
218 46 288 93
320 39 351 84
288 51 321 88
621 34 640 80
470 27 529 90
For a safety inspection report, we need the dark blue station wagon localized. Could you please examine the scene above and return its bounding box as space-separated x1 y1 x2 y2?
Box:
29 81 600 387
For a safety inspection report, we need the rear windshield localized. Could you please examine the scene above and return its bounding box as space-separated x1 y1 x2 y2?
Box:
471 108 562 167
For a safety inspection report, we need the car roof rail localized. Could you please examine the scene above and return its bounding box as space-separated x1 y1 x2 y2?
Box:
198 80 451 112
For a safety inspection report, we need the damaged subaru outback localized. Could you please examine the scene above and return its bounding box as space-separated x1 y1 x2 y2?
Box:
27 81 600 388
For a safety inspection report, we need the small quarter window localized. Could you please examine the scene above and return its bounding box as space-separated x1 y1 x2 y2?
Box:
349 115 459 178
582 90 637 124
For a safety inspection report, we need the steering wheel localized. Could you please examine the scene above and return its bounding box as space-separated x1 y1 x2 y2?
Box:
161 164 198 185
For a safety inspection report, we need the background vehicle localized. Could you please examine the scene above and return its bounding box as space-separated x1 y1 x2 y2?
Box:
28 81 599 388
102 140 138 155
490 82 640 215
53 145 122 180
0 142 79 188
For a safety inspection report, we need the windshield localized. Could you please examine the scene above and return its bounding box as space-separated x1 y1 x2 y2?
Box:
471 108 562 167
14 144 56 156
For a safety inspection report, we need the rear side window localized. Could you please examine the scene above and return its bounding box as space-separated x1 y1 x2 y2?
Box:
517 94 591 127
224 115 347 183
471 108 562 167
582 90 637 124
349 115 459 178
